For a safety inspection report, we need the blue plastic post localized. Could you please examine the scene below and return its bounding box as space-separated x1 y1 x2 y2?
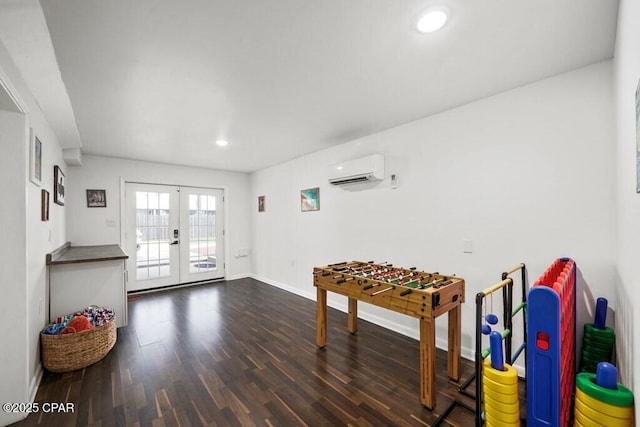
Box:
489 331 504 371
594 297 607 329
595 362 618 390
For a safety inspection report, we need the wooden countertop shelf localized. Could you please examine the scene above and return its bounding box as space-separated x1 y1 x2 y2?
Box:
46 242 129 265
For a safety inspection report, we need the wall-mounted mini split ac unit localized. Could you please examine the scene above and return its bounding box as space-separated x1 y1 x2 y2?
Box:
328 154 385 186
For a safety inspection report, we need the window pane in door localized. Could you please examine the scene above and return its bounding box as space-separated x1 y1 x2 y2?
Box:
189 193 217 273
136 191 172 280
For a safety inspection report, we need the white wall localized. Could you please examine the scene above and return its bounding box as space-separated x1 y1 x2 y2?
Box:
25 115 66 407
0 40 66 426
0 110 28 427
66 155 252 280
613 0 640 410
251 61 615 368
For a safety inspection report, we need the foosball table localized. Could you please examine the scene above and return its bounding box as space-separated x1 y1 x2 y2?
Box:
313 261 465 409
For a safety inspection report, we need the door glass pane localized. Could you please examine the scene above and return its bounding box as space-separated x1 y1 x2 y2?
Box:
189 193 217 273
136 191 172 280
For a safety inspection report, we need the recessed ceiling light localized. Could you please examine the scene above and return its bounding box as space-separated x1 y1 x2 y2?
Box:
215 139 229 147
416 9 449 33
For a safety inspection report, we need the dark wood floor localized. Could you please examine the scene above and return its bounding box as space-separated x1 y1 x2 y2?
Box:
14 278 499 427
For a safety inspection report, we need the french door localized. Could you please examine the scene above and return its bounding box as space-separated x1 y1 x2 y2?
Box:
125 183 225 292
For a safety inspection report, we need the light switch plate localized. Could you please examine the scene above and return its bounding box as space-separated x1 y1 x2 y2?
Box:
463 239 474 253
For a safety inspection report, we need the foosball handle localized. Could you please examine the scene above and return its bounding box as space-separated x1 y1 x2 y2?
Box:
363 284 374 290
400 289 412 296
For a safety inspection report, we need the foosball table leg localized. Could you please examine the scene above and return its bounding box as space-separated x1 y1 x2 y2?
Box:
448 304 461 381
317 288 327 348
420 316 436 410
348 297 358 334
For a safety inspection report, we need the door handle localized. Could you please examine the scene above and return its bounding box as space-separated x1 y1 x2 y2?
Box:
170 240 179 245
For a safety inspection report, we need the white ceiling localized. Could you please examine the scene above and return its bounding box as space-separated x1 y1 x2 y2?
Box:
0 0 619 173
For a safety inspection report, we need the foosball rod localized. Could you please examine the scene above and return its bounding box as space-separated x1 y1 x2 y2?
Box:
371 286 395 296
333 261 369 272
359 267 395 280
344 262 377 272
360 261 395 271
346 264 386 276
397 277 428 287
383 271 427 284
363 271 410 290
369 264 417 277
366 270 429 288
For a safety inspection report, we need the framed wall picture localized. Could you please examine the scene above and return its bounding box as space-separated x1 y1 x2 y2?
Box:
86 189 107 207
54 165 65 206
41 189 49 221
258 195 265 212
301 187 320 212
29 129 42 187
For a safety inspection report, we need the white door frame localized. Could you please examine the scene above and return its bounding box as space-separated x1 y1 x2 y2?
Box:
119 178 229 291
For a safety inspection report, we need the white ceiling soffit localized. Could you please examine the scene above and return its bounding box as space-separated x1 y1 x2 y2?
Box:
4 1 621 172
0 0 81 149
0 82 21 113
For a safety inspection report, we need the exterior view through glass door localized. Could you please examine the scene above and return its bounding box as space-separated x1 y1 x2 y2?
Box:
125 183 224 292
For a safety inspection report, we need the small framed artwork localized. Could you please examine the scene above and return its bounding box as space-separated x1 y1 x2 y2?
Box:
53 165 65 206
29 129 42 187
258 195 265 212
301 187 320 212
41 190 49 221
87 189 107 207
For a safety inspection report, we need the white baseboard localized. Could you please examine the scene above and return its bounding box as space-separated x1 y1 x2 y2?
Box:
250 274 316 300
28 364 43 403
226 273 251 281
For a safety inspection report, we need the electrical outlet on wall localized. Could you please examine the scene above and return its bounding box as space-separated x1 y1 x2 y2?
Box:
235 249 250 258
463 239 474 253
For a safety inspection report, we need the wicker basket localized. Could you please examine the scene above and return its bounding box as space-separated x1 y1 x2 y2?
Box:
41 317 116 373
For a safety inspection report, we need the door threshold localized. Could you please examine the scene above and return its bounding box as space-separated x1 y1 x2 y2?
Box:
127 277 225 295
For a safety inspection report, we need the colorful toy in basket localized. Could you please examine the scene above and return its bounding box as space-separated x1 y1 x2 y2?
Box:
61 315 93 334
42 306 115 335
40 306 117 372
